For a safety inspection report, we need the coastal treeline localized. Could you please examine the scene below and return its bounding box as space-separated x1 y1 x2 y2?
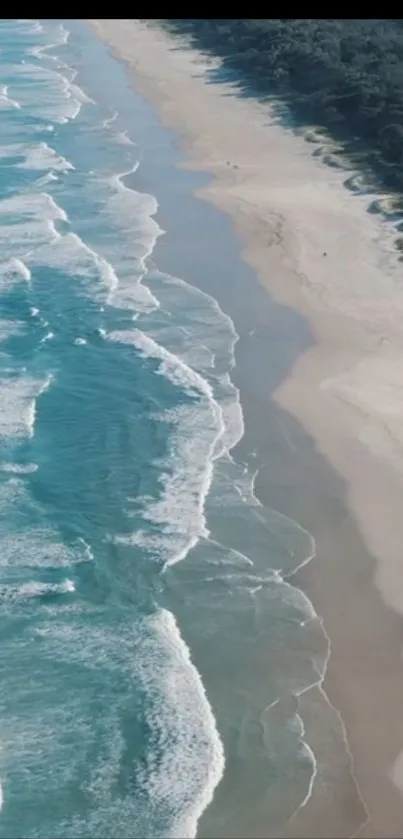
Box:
158 19 403 193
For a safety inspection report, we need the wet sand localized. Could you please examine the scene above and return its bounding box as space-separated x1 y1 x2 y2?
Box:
90 19 403 838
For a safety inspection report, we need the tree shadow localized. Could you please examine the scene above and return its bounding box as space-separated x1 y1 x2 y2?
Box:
159 22 403 242
201 54 403 230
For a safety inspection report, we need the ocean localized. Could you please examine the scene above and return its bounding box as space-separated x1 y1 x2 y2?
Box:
0 19 328 839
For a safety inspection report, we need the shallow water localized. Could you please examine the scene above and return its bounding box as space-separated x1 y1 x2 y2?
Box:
0 19 326 838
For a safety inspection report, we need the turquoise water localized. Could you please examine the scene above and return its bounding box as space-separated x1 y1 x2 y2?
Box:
0 19 326 838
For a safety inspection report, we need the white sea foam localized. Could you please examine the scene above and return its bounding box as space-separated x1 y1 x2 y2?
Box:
0 375 51 441
0 259 31 330
116 328 216 399
0 462 38 474
102 110 118 129
115 129 135 146
0 478 93 569
26 605 224 839
0 258 30 290
19 142 74 172
27 21 94 121
144 271 244 453
101 166 160 312
0 532 85 570
28 22 71 64
214 373 244 454
0 577 75 604
35 171 59 189
57 22 69 45
7 59 83 123
31 229 119 297
124 401 219 565
0 84 21 110
137 609 225 838
15 19 43 34
150 270 239 369
39 331 54 344
0 139 73 172
0 186 124 306
0 192 70 279
10 258 31 282
0 190 67 223
109 328 225 566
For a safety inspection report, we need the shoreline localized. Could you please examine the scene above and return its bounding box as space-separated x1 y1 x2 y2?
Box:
90 19 403 838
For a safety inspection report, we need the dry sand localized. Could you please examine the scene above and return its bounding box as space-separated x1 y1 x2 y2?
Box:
90 19 403 838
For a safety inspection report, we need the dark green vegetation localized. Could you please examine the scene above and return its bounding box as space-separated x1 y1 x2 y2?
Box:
158 19 403 199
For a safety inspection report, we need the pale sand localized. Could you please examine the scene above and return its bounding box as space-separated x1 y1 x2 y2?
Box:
91 19 403 838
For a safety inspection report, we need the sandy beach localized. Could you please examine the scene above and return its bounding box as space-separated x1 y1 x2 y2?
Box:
90 19 403 838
